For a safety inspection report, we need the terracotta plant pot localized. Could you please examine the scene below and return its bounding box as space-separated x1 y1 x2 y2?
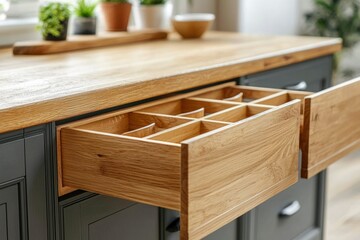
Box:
45 19 69 41
101 2 132 32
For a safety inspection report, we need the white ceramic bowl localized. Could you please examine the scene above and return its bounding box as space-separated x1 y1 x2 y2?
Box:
173 13 215 22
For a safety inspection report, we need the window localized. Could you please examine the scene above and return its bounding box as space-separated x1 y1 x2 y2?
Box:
0 1 39 46
7 0 38 18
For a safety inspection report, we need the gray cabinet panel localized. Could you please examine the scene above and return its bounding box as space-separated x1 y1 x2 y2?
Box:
0 184 21 240
254 178 320 240
88 203 158 240
62 194 159 240
25 134 48 240
241 56 332 92
0 139 25 184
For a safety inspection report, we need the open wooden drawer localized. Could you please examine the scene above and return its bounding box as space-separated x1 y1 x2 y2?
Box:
213 78 360 179
57 82 301 240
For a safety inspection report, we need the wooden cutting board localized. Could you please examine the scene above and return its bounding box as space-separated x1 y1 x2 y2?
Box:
13 30 168 55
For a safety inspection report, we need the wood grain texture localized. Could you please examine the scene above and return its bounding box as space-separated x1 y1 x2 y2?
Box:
13 30 168 55
61 128 181 210
180 101 301 240
0 32 341 134
56 82 235 195
301 77 360 178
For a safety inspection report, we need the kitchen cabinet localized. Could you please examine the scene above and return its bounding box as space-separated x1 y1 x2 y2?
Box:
239 56 332 240
56 58 360 239
0 126 55 240
3 54 358 240
0 131 26 240
0 32 346 240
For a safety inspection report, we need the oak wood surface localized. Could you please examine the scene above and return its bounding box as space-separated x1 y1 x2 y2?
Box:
180 101 301 240
56 82 236 195
0 32 341 134
13 30 168 55
61 128 182 210
301 77 360 178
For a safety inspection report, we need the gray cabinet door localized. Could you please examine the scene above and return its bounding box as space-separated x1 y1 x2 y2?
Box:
163 210 239 240
252 175 325 240
240 56 332 92
0 138 25 184
0 183 23 240
61 194 159 240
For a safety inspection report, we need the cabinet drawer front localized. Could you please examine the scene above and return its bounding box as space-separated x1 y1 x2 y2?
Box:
0 139 25 184
255 177 320 240
302 78 360 178
242 77 360 178
244 56 332 92
59 82 301 239
181 102 300 240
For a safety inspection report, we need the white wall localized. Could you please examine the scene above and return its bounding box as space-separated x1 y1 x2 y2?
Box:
240 0 300 35
216 0 313 35
174 0 217 15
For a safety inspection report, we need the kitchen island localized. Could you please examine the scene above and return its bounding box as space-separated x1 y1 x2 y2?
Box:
2 32 359 240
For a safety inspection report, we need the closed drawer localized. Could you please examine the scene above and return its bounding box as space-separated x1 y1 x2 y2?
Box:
62 195 159 240
231 78 360 178
58 82 301 240
243 56 332 92
0 139 25 184
163 210 238 240
255 177 320 240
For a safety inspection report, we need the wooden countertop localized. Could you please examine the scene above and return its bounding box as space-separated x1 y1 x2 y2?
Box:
0 31 341 134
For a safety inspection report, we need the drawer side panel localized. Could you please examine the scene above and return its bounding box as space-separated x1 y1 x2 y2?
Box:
60 128 181 210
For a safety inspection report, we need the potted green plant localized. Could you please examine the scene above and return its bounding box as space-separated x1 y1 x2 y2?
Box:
305 0 360 77
101 0 132 31
38 2 71 41
74 0 98 35
134 0 173 29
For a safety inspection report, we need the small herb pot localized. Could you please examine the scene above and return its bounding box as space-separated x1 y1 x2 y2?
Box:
44 19 69 41
73 17 97 35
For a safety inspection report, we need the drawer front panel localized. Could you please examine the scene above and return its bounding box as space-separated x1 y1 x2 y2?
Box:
302 78 360 178
255 177 319 240
0 139 25 184
62 194 159 240
181 102 300 240
244 56 332 92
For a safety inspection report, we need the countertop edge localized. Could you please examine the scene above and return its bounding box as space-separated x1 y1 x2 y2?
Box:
0 38 342 134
